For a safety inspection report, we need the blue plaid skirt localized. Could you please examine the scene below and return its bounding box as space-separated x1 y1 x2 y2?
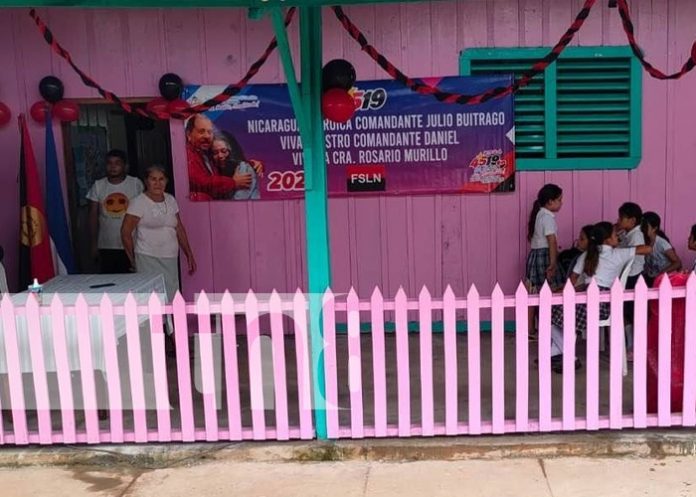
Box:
526 248 564 292
551 286 610 335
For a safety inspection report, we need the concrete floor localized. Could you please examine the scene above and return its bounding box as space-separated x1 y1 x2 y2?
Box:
1 331 639 437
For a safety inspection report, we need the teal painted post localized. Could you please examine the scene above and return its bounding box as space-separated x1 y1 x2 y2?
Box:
300 5 330 440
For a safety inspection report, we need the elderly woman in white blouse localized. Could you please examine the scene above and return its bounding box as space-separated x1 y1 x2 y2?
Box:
121 165 196 301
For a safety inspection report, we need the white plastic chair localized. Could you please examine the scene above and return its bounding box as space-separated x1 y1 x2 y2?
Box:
598 256 634 376
0 262 8 295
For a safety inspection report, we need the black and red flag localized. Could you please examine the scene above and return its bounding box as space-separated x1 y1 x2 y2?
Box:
18 114 55 288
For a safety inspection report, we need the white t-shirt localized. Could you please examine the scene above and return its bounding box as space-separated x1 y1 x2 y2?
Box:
127 193 180 258
530 207 557 249
645 236 673 278
619 225 645 277
86 176 144 249
572 245 636 288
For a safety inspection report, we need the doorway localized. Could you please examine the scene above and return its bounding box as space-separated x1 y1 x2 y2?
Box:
61 102 174 273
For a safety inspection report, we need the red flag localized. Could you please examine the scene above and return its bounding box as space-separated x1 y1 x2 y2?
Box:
18 114 54 286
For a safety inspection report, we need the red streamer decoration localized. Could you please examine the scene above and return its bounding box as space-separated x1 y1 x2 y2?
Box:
28 8 296 120
331 0 598 105
617 0 696 80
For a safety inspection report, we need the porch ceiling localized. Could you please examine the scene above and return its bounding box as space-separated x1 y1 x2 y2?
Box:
0 0 432 7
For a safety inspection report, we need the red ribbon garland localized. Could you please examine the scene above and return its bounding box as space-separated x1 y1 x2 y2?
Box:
334 0 696 105
331 0 597 105
617 0 696 80
28 8 296 120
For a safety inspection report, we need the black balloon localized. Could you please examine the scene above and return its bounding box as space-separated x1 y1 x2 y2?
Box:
322 59 356 91
159 73 184 101
39 76 64 104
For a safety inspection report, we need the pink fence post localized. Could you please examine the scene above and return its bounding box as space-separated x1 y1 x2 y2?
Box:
419 287 434 437
1 295 28 444
346 289 364 438
514 283 529 432
292 290 313 439
657 276 673 426
322 289 339 438
245 290 266 440
25 295 51 443
220 292 242 440
395 288 411 437
51 295 76 443
443 286 457 435
125 294 147 442
682 274 696 427
147 293 171 442
100 294 123 443
633 278 649 429
491 284 505 434
538 283 553 431
75 294 100 443
370 287 387 437
585 281 600 430
561 283 576 431
269 291 290 440
172 292 195 441
467 285 481 435
609 280 625 429
196 291 219 442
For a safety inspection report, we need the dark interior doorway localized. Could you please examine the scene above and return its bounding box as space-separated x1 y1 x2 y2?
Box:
61 102 175 273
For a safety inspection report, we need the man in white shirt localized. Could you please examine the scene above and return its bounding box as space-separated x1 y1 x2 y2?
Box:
86 149 144 273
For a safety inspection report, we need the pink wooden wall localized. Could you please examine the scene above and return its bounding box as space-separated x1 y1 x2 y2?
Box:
0 0 695 298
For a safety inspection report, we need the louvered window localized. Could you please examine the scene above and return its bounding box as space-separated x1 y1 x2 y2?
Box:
460 46 642 171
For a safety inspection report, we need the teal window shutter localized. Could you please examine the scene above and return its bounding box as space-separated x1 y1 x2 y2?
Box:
460 46 642 171
468 58 546 159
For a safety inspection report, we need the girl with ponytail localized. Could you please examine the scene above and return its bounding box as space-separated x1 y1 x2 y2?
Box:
525 183 564 336
549 222 652 374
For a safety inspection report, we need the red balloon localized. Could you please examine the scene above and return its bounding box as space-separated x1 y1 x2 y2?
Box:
53 100 80 122
167 98 189 118
0 102 11 127
146 97 170 119
30 101 50 123
321 88 356 123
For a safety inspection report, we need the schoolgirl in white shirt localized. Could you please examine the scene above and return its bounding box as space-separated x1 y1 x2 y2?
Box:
525 184 564 337
641 211 681 287
549 222 652 373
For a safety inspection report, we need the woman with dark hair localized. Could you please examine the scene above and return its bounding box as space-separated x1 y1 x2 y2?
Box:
121 165 196 301
211 133 260 200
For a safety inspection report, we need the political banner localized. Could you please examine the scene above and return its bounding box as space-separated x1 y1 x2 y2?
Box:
182 75 515 201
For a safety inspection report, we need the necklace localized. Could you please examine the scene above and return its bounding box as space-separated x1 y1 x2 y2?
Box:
148 194 167 216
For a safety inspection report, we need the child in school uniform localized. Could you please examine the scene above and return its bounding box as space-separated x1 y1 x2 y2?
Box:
525 184 564 336
641 212 682 287
688 225 696 272
617 202 646 290
549 222 652 373
558 224 593 289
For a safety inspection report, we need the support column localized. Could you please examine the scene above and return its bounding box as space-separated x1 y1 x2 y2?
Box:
271 5 331 440
300 5 331 441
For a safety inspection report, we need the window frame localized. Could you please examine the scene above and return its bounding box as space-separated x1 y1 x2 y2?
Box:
460 45 642 171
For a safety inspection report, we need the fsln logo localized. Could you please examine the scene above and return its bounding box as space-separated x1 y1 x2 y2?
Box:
346 165 386 192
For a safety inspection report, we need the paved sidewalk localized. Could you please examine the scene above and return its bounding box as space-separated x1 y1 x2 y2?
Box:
3 456 696 497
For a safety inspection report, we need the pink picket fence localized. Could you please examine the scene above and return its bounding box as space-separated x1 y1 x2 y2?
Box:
0 276 694 445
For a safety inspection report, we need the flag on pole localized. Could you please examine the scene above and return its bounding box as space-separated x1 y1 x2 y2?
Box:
45 109 75 275
18 114 55 287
